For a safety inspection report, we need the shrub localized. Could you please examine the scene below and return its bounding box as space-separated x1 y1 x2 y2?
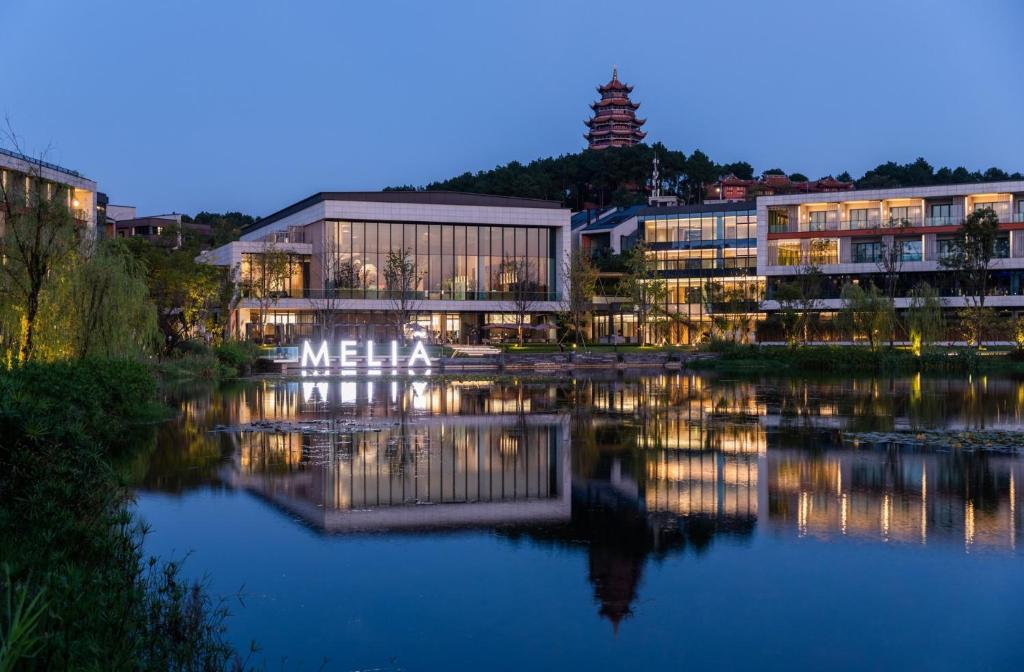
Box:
0 361 243 670
214 340 262 377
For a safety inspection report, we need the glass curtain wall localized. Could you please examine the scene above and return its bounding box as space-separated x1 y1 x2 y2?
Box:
322 220 555 301
635 207 762 344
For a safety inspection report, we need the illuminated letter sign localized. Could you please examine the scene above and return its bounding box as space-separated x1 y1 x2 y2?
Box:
301 340 331 368
297 339 431 373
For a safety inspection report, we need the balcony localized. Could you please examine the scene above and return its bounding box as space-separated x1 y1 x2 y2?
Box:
243 287 562 302
771 212 1024 234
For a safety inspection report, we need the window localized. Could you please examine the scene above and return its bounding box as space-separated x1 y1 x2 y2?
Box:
771 241 802 266
930 204 954 225
899 239 922 262
768 209 790 233
808 211 827 232
808 239 839 265
848 208 869 230
937 238 957 259
889 206 910 225
995 235 1010 259
852 241 881 263
973 201 998 214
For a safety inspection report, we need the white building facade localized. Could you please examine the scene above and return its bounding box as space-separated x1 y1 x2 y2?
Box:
201 191 571 344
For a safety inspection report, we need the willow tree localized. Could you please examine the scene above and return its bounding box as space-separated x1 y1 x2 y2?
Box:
56 239 160 359
0 150 78 362
906 281 944 356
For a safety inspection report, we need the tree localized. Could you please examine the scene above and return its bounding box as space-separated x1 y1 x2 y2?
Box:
243 241 291 343
64 238 160 359
682 149 718 204
0 142 79 362
720 161 754 180
775 243 826 346
906 282 944 356
309 225 348 342
132 240 237 351
499 257 538 345
703 279 758 343
876 217 911 346
839 282 892 351
383 247 421 344
621 241 668 345
940 207 1000 347
561 248 598 347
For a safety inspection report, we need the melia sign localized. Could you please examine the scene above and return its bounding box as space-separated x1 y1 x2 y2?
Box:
299 339 432 371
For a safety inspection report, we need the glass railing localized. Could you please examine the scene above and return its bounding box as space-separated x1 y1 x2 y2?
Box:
241 288 562 302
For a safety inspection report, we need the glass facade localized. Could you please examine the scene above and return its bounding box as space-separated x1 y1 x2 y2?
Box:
321 220 557 301
615 205 763 345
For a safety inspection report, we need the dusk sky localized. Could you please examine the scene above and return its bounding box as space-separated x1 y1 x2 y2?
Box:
3 0 1021 216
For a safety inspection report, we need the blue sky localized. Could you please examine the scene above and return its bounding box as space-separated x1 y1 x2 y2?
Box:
2 0 1021 216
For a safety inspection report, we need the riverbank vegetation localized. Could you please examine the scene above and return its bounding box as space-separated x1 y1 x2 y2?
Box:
0 147 251 669
0 360 248 670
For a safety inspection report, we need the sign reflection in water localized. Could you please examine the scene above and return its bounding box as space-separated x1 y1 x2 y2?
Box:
142 373 1024 632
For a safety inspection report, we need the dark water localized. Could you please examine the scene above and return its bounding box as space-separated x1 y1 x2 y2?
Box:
130 373 1024 671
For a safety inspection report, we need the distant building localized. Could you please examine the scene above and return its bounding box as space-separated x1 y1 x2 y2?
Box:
113 213 210 243
705 173 855 203
585 68 646 150
0 146 98 236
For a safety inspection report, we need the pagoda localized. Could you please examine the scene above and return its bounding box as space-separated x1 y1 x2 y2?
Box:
584 67 646 150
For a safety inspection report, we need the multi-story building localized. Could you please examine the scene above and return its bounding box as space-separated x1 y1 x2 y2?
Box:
758 181 1024 334
0 147 98 237
199 191 570 344
587 201 763 344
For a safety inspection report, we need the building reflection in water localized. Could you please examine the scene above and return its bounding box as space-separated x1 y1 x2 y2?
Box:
224 379 571 532
143 372 1024 631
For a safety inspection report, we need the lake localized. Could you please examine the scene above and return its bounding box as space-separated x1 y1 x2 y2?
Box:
131 372 1024 671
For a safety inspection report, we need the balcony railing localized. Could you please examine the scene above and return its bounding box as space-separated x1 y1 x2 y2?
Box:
771 211 1024 234
241 287 561 302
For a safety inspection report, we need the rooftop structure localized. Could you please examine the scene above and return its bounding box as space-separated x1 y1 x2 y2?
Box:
705 173 855 203
585 68 646 150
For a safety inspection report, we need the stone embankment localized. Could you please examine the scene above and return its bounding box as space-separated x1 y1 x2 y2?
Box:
276 350 719 374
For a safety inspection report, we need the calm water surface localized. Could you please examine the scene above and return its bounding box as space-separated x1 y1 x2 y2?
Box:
131 373 1024 670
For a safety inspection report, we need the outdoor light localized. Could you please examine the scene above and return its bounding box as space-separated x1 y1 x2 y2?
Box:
72 198 80 207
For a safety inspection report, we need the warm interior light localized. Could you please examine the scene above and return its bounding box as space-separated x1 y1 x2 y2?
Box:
72 198 80 208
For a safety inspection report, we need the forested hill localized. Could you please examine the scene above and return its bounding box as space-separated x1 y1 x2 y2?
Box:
387 143 1022 210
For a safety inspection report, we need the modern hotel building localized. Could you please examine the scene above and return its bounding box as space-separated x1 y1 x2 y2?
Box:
576 180 1024 344
200 191 570 343
758 180 1024 328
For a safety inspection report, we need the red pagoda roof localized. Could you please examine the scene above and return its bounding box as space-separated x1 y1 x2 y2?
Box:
597 67 633 94
585 68 645 150
591 98 640 110
587 113 647 126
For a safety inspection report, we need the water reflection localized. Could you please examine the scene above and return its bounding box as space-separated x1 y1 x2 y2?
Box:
136 373 1024 632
